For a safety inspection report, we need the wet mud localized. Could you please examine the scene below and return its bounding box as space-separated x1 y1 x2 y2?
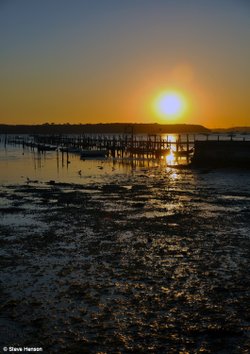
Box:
0 168 249 353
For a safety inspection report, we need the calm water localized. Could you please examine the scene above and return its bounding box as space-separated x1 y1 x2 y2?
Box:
0 138 131 185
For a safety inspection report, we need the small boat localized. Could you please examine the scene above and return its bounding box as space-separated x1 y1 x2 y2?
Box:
60 146 82 153
80 149 107 158
37 144 57 151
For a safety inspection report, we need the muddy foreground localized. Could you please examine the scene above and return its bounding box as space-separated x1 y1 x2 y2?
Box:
0 168 249 353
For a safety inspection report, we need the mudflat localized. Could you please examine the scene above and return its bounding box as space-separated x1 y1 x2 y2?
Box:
0 168 249 353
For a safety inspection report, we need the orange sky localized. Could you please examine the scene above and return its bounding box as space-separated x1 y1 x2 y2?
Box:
0 1 249 128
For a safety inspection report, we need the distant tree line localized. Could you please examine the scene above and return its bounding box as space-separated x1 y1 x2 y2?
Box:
0 123 211 135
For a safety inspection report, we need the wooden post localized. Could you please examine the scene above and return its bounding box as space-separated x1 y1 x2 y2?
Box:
61 150 64 167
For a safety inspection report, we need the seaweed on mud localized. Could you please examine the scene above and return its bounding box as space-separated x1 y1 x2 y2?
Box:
56 190 89 207
101 183 127 193
45 182 84 189
0 207 25 213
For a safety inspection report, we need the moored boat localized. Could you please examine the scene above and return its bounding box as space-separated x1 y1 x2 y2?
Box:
37 144 57 151
80 149 107 158
60 146 82 153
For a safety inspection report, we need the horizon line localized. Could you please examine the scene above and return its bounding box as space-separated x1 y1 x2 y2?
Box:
1 122 250 130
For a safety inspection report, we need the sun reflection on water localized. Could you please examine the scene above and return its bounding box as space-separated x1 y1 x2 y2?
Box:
166 150 176 165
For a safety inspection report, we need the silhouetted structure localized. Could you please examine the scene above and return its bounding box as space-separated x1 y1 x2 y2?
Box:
192 141 250 167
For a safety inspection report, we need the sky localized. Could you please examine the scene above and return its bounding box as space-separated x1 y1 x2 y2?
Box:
0 0 249 128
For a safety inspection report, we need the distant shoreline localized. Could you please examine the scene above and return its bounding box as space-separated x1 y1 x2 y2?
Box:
0 123 211 135
1 123 250 135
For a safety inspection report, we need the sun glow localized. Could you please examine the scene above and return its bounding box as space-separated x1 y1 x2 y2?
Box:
166 150 176 165
153 90 187 121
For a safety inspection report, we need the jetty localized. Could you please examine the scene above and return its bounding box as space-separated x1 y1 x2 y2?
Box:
6 133 250 166
8 134 195 160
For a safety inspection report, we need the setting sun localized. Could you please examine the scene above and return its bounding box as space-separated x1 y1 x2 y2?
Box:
153 90 187 121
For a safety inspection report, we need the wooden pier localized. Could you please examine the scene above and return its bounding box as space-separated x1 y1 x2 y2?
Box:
6 133 250 165
8 133 195 160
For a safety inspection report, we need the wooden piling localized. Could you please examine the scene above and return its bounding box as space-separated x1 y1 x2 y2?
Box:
10 133 249 161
